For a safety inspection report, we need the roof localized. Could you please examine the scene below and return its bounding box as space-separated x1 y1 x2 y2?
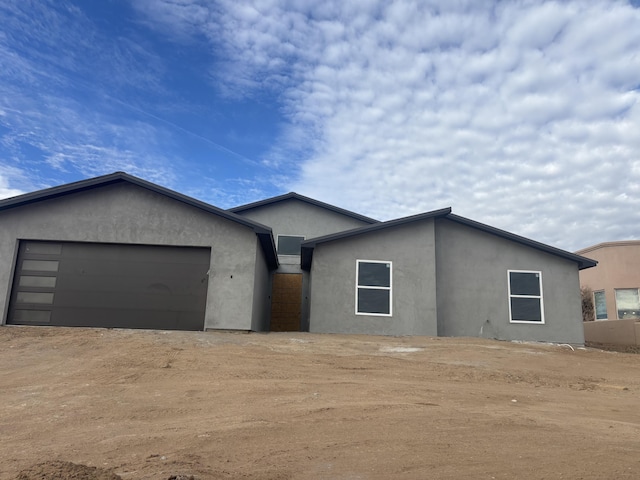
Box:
0 171 279 269
300 207 597 271
300 207 452 269
229 192 379 224
575 240 640 255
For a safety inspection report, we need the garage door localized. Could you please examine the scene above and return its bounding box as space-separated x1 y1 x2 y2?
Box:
7 241 210 330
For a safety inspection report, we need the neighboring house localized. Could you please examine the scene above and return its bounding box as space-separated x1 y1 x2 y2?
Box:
0 172 596 344
576 241 640 321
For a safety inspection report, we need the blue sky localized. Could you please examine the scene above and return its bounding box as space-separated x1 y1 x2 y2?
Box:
1 0 639 251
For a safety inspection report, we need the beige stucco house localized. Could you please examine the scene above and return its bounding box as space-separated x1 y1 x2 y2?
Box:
576 241 640 321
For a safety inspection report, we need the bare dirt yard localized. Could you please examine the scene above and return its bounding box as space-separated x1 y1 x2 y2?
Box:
1 326 639 480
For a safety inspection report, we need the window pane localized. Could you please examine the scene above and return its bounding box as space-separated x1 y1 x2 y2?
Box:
358 288 390 315
511 297 542 322
19 276 57 288
277 236 305 255
22 260 59 272
24 242 62 255
594 291 607 320
11 310 51 323
16 292 55 304
510 272 540 296
358 262 390 287
615 289 640 319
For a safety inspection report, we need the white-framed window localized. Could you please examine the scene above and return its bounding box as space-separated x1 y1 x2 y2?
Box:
508 270 544 324
356 260 392 316
614 288 640 320
593 290 607 320
276 235 305 256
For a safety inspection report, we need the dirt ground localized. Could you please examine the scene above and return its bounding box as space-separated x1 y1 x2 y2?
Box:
1 327 639 480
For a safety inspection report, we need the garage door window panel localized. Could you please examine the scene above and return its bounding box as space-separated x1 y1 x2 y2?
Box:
19 276 57 288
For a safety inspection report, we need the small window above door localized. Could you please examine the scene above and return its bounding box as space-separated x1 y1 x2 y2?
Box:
277 235 305 256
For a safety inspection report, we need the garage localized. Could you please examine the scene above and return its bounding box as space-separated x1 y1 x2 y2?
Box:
7 240 210 330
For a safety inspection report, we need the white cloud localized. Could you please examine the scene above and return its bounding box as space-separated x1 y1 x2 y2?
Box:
3 0 640 253
0 166 27 199
131 0 640 251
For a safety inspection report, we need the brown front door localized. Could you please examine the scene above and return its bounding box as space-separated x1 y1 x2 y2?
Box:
270 273 302 332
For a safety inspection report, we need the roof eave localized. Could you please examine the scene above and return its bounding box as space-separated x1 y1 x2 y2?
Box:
0 171 280 267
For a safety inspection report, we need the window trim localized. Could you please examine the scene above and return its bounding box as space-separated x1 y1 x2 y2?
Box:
355 259 392 317
507 270 545 324
276 234 306 256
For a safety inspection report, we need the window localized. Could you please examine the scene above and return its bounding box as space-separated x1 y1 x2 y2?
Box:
593 290 607 320
508 270 544 324
277 235 305 255
614 288 640 320
356 260 392 316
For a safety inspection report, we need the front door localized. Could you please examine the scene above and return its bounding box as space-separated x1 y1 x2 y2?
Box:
270 273 302 332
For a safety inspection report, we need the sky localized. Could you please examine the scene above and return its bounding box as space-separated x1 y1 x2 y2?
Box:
1 0 639 252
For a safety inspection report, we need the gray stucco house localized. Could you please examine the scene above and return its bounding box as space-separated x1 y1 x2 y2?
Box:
0 172 596 343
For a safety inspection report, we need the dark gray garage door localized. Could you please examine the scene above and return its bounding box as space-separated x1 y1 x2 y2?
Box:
7 241 210 330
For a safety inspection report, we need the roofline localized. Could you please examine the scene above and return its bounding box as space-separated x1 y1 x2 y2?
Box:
299 207 597 271
300 207 452 270
0 171 279 269
229 192 379 224
575 240 640 255
445 214 597 270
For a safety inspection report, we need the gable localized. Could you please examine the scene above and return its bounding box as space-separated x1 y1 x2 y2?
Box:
231 197 376 247
0 172 278 269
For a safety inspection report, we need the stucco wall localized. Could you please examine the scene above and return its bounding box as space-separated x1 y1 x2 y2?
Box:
583 318 640 346
576 242 640 321
435 219 584 344
0 182 260 331
233 199 372 241
308 219 438 336
250 236 271 332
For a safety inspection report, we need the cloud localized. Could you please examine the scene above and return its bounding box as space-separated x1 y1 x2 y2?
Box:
0 166 26 199
133 0 640 251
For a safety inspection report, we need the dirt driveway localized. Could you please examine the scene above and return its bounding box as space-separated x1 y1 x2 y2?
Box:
1 326 639 479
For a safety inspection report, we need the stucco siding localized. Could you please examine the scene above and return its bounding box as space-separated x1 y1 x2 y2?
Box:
576 242 640 321
435 219 584 344
0 183 260 330
308 219 437 336
233 199 372 242
251 236 271 332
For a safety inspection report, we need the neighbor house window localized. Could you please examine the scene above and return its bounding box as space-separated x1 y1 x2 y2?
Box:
356 260 392 316
593 290 607 320
614 288 640 320
508 270 544 324
277 235 305 255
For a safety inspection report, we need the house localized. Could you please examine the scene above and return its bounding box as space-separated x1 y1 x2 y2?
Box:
0 172 596 344
576 241 640 321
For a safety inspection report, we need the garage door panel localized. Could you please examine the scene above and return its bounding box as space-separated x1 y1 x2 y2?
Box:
53 290 203 311
58 257 208 278
49 307 204 330
8 241 210 331
64 242 209 264
56 268 207 295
